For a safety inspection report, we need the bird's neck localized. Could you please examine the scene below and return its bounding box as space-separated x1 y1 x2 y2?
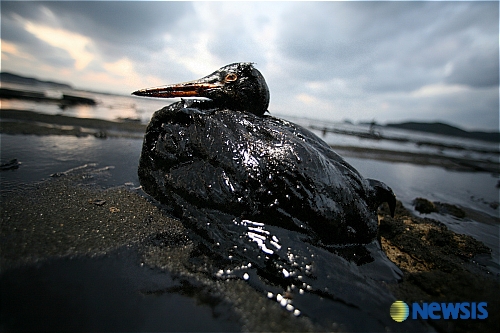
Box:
181 98 217 110
180 98 264 116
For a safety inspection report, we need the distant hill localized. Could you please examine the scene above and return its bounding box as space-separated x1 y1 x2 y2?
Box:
385 121 499 143
0 72 72 90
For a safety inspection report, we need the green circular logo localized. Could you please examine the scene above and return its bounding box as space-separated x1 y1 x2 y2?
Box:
390 301 409 322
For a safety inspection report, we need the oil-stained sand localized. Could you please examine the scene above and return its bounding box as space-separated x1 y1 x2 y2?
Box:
0 165 318 332
1 164 498 332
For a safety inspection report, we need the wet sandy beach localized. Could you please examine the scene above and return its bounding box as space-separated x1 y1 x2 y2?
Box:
1 110 499 332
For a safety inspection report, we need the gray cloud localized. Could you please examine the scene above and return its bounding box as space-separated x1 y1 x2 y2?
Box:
2 1 192 63
1 14 75 69
1 1 50 23
445 50 499 88
276 1 498 90
42 2 189 44
1 1 498 130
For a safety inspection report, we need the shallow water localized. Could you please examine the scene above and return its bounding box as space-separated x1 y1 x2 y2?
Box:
347 157 499 217
0 134 143 192
286 114 500 163
346 157 499 265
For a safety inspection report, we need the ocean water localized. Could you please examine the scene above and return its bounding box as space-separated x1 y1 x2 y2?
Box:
1 82 167 124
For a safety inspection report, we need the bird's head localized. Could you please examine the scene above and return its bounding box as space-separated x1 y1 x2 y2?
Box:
132 62 270 116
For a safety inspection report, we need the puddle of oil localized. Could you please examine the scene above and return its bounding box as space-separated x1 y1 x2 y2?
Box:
0 247 241 332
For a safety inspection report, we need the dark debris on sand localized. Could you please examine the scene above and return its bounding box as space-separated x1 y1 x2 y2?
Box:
413 197 468 218
378 201 499 333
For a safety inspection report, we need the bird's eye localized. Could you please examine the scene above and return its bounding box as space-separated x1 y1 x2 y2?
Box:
225 73 238 82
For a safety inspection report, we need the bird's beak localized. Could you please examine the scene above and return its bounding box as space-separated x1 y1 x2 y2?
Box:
132 76 222 98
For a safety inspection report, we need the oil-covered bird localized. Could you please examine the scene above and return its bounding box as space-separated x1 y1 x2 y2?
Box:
132 62 395 246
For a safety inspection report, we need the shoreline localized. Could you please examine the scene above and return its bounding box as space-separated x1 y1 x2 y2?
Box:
0 108 146 139
333 145 499 173
1 108 498 173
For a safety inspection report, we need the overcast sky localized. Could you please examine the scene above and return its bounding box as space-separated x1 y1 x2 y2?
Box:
1 1 498 130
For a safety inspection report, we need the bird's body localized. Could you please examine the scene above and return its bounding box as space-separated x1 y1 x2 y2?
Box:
133 63 395 246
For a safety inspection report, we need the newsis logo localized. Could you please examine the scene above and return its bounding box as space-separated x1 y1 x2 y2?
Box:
390 301 488 322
